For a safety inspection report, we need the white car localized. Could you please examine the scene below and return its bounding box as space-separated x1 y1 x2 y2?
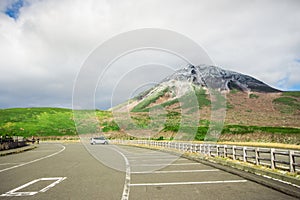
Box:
90 137 109 145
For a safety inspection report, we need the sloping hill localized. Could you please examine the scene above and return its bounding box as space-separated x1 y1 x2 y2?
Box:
110 65 299 143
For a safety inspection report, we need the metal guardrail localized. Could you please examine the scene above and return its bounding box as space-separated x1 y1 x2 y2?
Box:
114 140 300 173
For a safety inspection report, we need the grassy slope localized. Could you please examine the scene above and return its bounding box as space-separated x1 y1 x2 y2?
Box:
128 90 300 144
0 108 119 138
0 91 299 143
0 108 76 137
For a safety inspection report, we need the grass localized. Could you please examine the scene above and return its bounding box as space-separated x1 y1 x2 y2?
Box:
161 123 260 141
0 108 123 138
282 91 300 98
217 141 300 150
1 104 299 144
0 108 76 137
131 87 169 112
273 96 300 114
221 125 300 134
249 93 259 99
132 86 211 112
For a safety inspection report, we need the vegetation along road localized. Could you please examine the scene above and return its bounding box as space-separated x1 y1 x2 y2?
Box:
0 143 298 200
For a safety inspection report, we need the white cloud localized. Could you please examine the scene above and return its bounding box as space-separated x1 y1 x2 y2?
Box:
0 0 299 108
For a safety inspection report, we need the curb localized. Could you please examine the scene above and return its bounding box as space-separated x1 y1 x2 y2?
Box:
120 144 300 199
0 145 37 156
184 154 300 199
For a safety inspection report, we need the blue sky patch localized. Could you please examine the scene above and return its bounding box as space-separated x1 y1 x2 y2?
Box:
5 0 24 20
289 84 300 91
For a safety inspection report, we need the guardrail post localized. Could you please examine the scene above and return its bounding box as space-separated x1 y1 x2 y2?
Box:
216 145 219 156
270 148 275 170
255 148 259 165
208 144 211 156
223 145 227 158
289 150 295 173
243 147 247 162
232 146 236 160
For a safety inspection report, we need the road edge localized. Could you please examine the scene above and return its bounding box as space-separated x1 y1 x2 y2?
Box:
0 145 37 156
118 144 300 199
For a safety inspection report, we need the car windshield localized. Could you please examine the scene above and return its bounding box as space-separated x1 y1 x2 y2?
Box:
94 137 105 140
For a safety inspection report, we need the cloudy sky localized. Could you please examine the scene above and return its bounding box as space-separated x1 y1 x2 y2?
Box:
0 0 299 109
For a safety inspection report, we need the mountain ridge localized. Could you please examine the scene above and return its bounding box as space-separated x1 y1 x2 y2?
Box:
116 64 281 113
157 64 280 93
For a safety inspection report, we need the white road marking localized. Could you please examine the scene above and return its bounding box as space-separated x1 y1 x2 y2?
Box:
0 163 24 166
0 144 65 173
0 177 67 197
26 150 57 153
125 155 178 158
129 180 247 186
39 177 67 192
262 175 300 189
131 169 219 174
131 163 201 166
111 146 131 200
129 158 185 162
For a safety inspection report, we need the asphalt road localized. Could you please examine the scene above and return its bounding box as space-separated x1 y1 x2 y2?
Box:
0 143 298 200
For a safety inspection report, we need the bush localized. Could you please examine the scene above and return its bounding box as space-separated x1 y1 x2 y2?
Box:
249 93 259 99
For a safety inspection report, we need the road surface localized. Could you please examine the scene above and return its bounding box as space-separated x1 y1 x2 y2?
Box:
0 143 298 199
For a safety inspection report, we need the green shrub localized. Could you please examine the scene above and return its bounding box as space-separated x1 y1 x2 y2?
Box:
249 93 259 99
273 97 300 113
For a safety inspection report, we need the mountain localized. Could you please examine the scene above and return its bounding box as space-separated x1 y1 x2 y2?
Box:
113 64 281 112
161 64 280 92
109 64 299 143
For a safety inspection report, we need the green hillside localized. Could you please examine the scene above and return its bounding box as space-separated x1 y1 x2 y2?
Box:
0 108 120 138
0 102 299 144
0 108 76 137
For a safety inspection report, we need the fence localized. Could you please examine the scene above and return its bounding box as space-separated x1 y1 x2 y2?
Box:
114 140 300 173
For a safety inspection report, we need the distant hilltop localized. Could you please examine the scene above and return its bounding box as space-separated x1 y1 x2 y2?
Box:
160 64 280 93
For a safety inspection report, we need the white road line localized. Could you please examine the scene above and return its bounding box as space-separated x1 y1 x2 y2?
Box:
0 163 24 166
39 177 67 192
129 158 185 162
0 144 65 173
262 175 300 189
129 180 247 186
26 150 57 153
124 154 172 157
110 146 131 200
131 169 219 174
0 177 67 197
126 156 178 159
131 163 201 166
